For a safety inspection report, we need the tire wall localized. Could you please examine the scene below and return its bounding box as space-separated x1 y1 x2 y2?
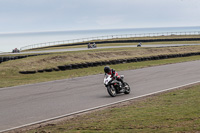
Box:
0 54 49 64
18 52 200 74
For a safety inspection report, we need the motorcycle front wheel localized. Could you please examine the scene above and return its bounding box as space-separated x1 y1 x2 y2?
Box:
124 82 131 94
107 85 116 97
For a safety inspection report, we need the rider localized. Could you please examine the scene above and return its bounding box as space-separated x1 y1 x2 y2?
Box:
104 66 125 87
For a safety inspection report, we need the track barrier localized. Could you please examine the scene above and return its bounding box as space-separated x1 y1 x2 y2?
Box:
18 52 200 74
0 54 49 64
20 31 200 51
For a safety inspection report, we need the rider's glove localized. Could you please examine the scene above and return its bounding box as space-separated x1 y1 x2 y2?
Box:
112 76 117 80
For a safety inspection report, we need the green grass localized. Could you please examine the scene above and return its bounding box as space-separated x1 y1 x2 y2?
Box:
0 55 200 88
2 39 200 132
28 84 200 133
1 45 200 88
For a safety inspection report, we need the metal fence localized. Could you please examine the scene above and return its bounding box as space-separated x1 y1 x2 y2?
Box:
20 31 200 51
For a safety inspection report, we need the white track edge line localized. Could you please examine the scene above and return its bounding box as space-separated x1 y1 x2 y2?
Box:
1 80 200 133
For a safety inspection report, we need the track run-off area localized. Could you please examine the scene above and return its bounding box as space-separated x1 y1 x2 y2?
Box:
0 59 200 132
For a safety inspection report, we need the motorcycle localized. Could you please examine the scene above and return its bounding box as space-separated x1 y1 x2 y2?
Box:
137 42 142 47
103 74 130 97
88 43 97 49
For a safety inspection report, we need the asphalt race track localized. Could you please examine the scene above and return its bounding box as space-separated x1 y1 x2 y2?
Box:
1 44 200 55
0 60 200 132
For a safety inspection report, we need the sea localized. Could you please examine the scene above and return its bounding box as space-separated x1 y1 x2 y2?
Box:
1 26 200 52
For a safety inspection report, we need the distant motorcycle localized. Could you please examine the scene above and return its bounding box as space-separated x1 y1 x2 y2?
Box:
12 48 20 53
93 43 97 48
137 42 142 47
103 74 130 97
88 43 97 49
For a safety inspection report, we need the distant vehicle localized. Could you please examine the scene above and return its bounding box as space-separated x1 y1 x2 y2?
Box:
88 42 97 49
137 42 142 47
92 42 97 48
12 48 20 53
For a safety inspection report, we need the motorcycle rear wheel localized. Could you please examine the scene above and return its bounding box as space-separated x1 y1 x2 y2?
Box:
107 85 116 97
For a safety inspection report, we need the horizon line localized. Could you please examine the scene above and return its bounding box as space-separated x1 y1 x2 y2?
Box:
0 25 200 35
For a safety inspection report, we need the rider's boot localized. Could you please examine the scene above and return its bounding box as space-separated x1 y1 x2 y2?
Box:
117 78 125 87
121 80 125 88
120 81 126 93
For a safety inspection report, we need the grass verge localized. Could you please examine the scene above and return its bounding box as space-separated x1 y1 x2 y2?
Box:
3 46 200 71
0 55 200 88
27 83 200 133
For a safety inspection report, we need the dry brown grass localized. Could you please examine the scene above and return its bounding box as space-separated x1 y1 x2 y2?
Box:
2 46 200 71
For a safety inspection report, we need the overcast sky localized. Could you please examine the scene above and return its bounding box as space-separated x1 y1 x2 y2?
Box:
0 0 200 33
